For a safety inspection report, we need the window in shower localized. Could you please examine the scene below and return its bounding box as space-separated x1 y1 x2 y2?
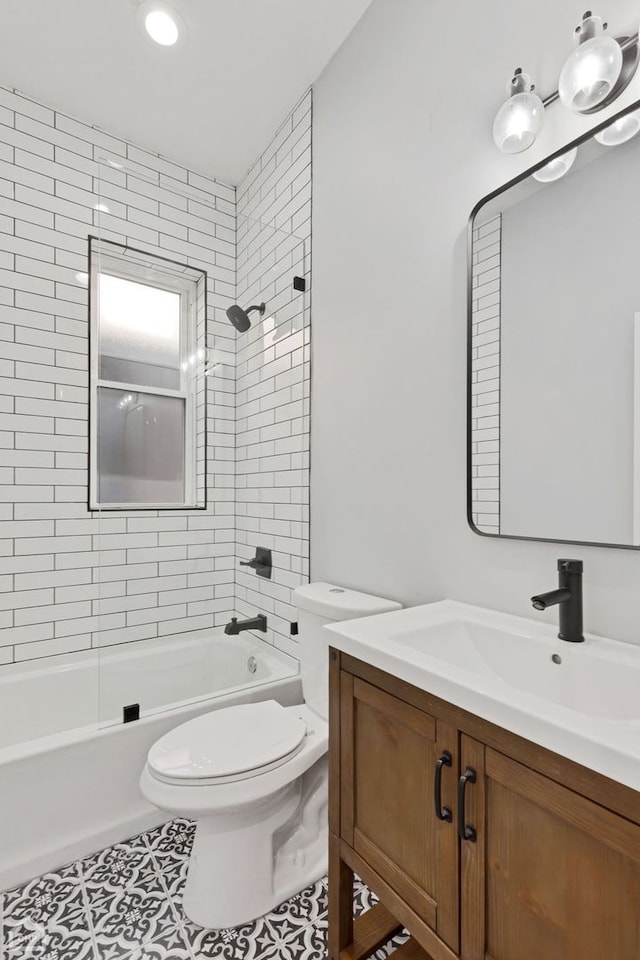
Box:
89 237 207 509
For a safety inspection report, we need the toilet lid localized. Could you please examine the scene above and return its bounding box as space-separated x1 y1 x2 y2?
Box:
147 700 307 783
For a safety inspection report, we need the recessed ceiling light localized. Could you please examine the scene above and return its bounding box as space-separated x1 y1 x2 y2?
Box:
137 2 186 48
145 10 178 45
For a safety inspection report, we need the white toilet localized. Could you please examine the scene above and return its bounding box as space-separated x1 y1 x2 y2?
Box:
139 581 401 930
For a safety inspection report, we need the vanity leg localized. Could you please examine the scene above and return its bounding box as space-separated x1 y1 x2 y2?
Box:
329 831 354 960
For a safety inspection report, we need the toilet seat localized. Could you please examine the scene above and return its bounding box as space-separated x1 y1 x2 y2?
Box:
147 700 308 786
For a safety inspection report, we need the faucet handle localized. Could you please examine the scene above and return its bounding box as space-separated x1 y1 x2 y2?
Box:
238 547 272 579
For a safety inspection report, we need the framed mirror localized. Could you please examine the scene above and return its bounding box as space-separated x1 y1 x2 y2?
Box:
468 97 640 549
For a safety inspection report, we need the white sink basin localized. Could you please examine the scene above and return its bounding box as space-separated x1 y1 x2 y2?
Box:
394 618 640 721
326 600 640 791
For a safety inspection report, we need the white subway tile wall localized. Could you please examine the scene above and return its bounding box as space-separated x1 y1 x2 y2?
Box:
234 90 312 659
0 84 239 664
470 214 501 535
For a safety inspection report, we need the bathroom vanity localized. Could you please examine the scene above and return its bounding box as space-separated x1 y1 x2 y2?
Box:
327 602 640 960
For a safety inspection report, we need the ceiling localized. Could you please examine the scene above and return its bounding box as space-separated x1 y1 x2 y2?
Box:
0 0 374 184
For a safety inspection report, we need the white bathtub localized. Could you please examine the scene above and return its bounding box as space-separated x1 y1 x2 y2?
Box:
0 631 301 889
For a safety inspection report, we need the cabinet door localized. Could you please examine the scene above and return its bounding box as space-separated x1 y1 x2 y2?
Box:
340 674 459 951
460 736 640 960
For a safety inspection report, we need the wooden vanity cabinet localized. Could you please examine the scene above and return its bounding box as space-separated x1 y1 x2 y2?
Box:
330 650 640 960
338 671 459 952
461 737 640 960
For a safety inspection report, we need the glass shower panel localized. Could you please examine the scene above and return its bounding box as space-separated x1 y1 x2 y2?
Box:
235 214 310 656
92 167 304 730
93 161 219 726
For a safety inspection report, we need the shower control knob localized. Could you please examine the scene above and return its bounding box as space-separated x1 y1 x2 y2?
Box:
238 547 272 579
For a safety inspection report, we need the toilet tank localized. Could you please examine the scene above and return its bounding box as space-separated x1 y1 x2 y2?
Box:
293 582 402 720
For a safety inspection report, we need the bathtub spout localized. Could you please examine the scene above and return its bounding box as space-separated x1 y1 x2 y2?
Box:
224 614 267 635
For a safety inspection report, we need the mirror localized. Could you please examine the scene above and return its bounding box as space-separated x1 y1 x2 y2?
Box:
468 98 640 549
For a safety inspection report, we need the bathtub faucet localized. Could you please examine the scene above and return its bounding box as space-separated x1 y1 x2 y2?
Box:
224 614 268 635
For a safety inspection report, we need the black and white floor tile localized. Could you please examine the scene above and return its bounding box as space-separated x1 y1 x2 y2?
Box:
0 820 407 960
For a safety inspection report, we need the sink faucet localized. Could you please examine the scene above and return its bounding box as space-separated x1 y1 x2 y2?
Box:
531 559 584 643
224 614 267 635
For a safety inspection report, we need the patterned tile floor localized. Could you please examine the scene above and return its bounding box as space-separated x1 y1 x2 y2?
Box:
0 819 407 960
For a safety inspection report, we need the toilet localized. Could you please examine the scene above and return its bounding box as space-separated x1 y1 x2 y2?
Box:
139 581 401 929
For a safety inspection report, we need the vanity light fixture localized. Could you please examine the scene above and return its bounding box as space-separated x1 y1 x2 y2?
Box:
532 147 578 182
492 13 640 154
492 68 545 154
594 108 640 145
559 12 623 112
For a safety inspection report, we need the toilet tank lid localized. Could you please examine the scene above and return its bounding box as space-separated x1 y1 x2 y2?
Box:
294 582 402 620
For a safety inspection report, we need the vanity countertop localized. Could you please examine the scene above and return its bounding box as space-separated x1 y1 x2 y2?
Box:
326 599 640 792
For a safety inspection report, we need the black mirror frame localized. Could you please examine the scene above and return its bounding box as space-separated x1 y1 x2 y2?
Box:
467 95 640 551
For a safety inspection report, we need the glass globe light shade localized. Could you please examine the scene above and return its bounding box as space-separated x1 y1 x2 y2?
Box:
558 29 623 112
532 147 578 183
493 90 545 154
594 109 640 146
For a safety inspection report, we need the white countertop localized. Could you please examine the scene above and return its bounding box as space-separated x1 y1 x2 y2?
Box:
326 599 640 793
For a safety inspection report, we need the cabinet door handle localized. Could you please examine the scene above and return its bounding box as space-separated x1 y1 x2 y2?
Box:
457 767 477 842
434 751 453 822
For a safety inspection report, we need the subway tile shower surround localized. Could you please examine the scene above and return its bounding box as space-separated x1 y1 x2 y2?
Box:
0 84 311 667
235 93 311 658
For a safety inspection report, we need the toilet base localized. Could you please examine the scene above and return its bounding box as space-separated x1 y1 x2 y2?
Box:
182 757 328 929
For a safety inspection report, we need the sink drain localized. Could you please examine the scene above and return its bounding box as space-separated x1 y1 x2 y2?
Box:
551 653 562 665
247 656 258 674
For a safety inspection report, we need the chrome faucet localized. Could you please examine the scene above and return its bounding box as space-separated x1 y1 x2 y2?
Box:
531 559 584 643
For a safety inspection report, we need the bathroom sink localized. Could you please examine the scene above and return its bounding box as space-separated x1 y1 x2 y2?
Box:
325 600 640 790
392 617 640 721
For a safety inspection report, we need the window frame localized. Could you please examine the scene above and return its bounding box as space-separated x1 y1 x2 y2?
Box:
88 237 208 512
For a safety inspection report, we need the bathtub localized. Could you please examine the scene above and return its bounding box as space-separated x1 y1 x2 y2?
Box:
0 631 301 889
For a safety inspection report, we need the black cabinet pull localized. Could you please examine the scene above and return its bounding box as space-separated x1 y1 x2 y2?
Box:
457 767 477 842
434 751 453 822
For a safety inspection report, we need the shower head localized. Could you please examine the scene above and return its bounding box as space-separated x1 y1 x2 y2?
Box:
226 302 266 333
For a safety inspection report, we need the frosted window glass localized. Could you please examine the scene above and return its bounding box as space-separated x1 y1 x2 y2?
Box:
98 274 181 390
97 388 185 505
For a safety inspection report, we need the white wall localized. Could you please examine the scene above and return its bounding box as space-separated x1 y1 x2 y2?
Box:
311 0 640 646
